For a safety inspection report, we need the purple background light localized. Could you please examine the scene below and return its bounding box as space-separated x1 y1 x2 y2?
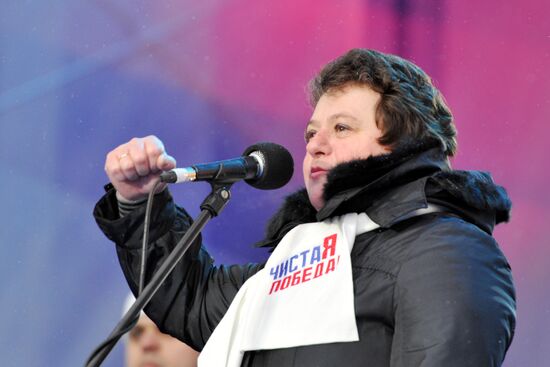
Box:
0 1 548 365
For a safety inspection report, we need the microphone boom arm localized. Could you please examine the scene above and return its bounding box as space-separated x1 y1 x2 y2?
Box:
85 182 233 367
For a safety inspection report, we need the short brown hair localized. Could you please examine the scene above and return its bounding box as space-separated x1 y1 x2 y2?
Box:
309 49 457 156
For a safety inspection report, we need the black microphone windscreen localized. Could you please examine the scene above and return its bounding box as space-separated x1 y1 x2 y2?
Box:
242 142 294 190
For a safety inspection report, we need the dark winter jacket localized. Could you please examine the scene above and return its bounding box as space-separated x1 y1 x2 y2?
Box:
94 140 516 367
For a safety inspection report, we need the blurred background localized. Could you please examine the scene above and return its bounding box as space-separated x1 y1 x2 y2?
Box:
1 0 548 365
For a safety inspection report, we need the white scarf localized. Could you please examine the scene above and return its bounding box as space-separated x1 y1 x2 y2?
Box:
198 212 380 367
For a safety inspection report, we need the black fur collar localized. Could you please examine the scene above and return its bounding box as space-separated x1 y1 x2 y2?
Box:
429 170 511 225
254 188 315 249
255 138 511 248
322 137 444 203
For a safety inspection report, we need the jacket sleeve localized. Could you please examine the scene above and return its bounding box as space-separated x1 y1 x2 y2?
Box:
93 188 264 351
390 217 516 367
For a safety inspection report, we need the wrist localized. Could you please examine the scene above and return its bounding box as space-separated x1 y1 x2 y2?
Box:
115 191 148 204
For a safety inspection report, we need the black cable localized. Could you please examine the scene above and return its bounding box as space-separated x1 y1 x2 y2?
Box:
140 179 163 293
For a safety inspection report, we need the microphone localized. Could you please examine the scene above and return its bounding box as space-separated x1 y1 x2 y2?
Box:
159 142 294 190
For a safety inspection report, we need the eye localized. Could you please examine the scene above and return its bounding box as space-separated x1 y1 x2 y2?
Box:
304 129 316 143
335 123 350 133
129 326 144 341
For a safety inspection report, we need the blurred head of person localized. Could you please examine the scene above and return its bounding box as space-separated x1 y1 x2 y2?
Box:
123 294 199 367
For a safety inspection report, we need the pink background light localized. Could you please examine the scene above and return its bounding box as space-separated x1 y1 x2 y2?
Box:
0 1 548 365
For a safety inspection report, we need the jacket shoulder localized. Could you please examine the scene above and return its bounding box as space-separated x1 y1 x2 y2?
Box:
389 214 516 365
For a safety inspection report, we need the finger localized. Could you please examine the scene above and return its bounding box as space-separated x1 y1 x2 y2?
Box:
143 136 166 172
157 153 177 171
119 154 139 181
105 150 127 182
128 144 151 177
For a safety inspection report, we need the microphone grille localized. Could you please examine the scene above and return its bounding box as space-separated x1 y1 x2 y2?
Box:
242 142 294 190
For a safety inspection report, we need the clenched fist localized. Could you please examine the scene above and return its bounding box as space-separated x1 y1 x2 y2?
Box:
104 136 176 201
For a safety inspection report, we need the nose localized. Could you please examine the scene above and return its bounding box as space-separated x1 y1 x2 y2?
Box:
306 129 331 157
140 329 161 352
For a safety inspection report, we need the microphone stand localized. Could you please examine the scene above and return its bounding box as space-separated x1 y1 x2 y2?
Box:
85 182 233 367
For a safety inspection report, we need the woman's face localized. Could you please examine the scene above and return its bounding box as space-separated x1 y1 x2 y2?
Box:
303 85 390 210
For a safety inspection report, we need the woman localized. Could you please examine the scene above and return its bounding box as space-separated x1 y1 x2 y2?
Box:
95 49 515 366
